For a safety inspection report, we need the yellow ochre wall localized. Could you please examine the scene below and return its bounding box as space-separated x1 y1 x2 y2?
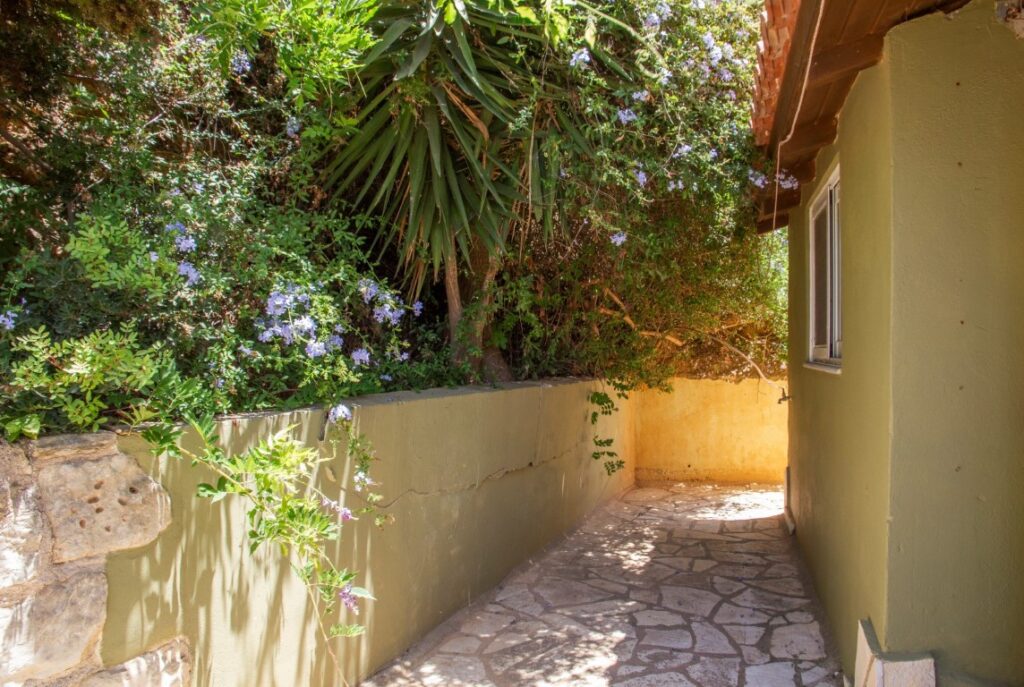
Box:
787 53 896 672
102 380 636 686
789 2 1024 683
635 377 788 484
885 3 1024 684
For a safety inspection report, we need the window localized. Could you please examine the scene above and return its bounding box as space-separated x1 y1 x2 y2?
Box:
809 168 841 366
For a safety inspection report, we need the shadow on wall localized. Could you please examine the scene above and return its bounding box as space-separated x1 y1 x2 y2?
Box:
101 380 638 686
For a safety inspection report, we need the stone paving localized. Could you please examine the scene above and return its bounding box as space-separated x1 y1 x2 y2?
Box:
364 484 844 687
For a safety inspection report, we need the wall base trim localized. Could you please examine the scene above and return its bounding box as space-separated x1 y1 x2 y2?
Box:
854 619 936 687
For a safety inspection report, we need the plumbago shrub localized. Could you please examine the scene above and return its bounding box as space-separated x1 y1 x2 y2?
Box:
482 0 787 389
0 0 440 647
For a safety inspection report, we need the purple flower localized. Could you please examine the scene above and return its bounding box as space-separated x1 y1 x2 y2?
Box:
610 231 628 247
632 90 649 101
239 345 254 356
569 48 591 68
0 310 16 330
305 340 327 358
323 497 356 522
286 117 301 137
149 251 159 262
643 12 660 28
293 315 316 335
655 1 671 18
412 300 423 317
338 584 359 614
673 144 692 158
778 173 799 190
709 148 719 160
214 378 225 388
634 168 648 187
702 31 716 51
357 279 378 304
351 348 371 366
326 334 344 351
617 109 638 124
709 45 723 66
177 261 200 287
372 304 392 324
749 170 768 188
174 234 196 253
354 470 374 492
230 50 252 75
164 221 186 234
328 403 352 423
265 291 292 316
658 68 673 85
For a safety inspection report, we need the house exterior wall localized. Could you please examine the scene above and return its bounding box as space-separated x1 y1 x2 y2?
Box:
787 58 896 672
884 3 1024 684
635 377 788 484
789 1 1024 683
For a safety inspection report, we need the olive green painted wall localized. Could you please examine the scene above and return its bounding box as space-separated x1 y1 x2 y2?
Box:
787 61 895 671
789 2 1024 683
101 380 636 686
635 377 788 484
884 3 1024 684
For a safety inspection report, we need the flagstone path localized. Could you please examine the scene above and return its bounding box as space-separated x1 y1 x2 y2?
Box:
364 483 844 687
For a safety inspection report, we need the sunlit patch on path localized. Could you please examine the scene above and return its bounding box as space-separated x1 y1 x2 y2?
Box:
364 484 842 687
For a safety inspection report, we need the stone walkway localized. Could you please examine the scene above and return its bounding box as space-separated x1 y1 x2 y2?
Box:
364 484 843 687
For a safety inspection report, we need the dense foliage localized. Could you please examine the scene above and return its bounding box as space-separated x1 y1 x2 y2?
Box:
0 0 787 647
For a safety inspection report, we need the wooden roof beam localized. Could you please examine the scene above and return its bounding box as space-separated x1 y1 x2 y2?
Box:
807 35 885 88
779 117 838 160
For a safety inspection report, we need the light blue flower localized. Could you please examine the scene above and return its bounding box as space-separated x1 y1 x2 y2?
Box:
673 143 692 158
412 301 423 317
634 168 648 186
266 291 291 316
380 374 393 382
351 348 371 366
294 315 316 335
643 12 660 28
617 109 638 124
655 1 671 18
177 261 200 287
164 221 186 234
230 51 252 75
286 117 301 137
239 344 254 356
610 231 628 247
658 68 673 85
632 90 649 101
0 310 16 330
328 403 352 423
149 251 159 262
305 340 326 358
174 234 196 253
326 334 344 351
569 48 591 68
358 279 378 304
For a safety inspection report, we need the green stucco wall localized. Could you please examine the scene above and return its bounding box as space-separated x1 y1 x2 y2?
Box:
885 3 1024 684
101 380 636 686
787 57 896 673
789 2 1024 683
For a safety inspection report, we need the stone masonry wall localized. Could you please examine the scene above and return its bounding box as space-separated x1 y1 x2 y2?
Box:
0 433 190 686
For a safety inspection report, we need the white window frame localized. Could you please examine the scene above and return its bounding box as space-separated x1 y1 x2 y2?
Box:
808 166 842 368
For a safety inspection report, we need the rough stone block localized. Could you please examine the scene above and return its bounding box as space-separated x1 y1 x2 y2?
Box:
0 570 106 682
35 442 170 563
80 638 191 687
0 443 47 590
33 433 119 465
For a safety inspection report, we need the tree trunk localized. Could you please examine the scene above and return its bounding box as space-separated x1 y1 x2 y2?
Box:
444 255 466 364
444 240 514 381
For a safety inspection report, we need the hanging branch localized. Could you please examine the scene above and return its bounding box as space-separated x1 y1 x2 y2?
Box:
599 288 790 401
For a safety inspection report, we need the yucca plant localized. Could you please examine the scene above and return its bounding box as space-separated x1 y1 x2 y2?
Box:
321 0 627 368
